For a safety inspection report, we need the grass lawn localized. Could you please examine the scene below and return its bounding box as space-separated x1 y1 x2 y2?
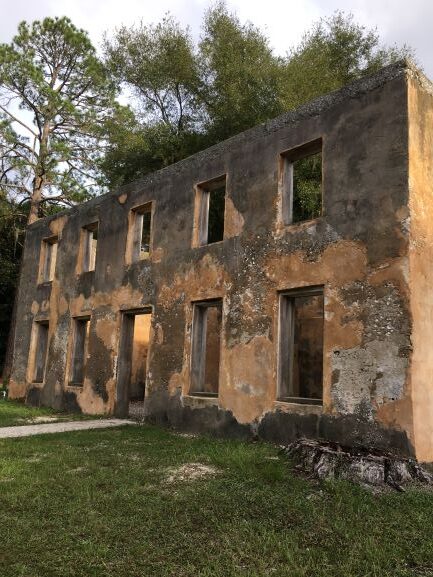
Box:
0 398 102 427
1 426 433 576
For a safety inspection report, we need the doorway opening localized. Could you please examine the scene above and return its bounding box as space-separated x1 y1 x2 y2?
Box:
117 309 152 418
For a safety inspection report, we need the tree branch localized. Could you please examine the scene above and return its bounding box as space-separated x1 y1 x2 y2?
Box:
0 105 38 138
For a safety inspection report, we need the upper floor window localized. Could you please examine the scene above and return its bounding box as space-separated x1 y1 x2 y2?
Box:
39 236 58 283
280 139 322 225
81 222 98 272
127 203 153 263
194 175 226 246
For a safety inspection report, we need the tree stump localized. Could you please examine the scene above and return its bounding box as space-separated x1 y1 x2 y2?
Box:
285 439 433 490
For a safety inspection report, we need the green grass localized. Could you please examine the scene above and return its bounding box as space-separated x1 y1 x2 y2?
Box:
0 398 102 427
0 425 433 576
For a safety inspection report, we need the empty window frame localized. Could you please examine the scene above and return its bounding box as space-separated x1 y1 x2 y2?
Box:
81 223 98 272
190 300 223 397
40 237 58 283
129 203 153 262
278 287 324 404
32 321 49 383
196 176 226 246
281 139 322 224
69 317 90 386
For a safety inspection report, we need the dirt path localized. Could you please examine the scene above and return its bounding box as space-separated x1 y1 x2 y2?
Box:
0 419 135 439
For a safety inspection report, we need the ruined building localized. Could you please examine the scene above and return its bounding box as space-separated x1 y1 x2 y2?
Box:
8 60 433 462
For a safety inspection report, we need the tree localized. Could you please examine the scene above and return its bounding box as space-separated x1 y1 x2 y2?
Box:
102 3 283 184
100 106 206 188
0 17 116 224
105 15 200 136
102 6 412 189
102 15 205 186
0 17 117 379
279 12 413 110
198 2 281 142
0 194 26 377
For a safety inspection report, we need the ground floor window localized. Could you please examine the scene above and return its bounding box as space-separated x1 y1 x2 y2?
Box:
190 300 222 397
70 317 90 385
278 287 324 404
32 321 49 383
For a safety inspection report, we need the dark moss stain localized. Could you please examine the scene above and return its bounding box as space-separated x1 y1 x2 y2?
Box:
331 369 340 385
86 332 111 403
63 390 81 413
26 386 42 407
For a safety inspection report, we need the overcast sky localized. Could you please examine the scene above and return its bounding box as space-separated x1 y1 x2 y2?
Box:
0 0 432 76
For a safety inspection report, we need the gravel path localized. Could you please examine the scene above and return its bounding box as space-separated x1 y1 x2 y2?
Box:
0 419 135 439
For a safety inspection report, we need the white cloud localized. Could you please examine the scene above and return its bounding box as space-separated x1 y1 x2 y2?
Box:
0 0 432 75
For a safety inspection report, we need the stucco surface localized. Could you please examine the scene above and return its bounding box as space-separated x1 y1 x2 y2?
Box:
9 60 433 460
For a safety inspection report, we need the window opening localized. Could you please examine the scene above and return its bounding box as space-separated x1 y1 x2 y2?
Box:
197 176 226 246
278 287 324 403
190 300 222 396
130 204 152 262
33 321 49 383
281 139 322 224
82 223 98 272
70 317 90 385
40 237 58 283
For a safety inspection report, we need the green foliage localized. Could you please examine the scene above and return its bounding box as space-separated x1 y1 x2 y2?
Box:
0 16 116 220
102 15 206 184
0 17 117 374
100 105 207 188
103 6 412 188
293 153 322 223
279 12 413 110
207 185 226 243
199 2 281 141
0 197 26 375
104 15 200 131
103 3 282 177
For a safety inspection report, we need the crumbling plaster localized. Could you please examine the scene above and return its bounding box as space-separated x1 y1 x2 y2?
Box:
9 60 433 460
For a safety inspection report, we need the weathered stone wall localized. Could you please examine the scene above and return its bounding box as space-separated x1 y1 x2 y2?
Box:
10 60 432 460
407 69 433 462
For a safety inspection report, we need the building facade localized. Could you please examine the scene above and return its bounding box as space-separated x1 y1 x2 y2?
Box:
9 60 433 462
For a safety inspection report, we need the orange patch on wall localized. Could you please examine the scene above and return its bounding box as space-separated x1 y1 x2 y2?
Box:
158 254 227 310
219 335 274 423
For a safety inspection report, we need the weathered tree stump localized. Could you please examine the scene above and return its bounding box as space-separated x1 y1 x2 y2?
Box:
285 439 433 490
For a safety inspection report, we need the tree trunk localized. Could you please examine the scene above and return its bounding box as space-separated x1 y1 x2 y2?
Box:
4 137 48 380
28 172 45 224
28 122 50 225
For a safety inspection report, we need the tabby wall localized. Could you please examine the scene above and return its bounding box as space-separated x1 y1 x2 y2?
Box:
11 61 433 460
